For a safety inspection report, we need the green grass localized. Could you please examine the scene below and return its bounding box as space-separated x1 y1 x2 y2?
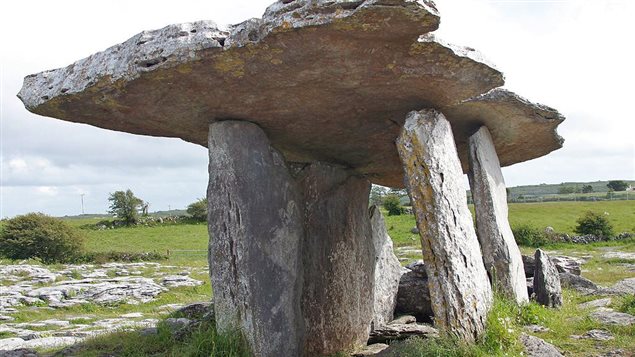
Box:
507 200 635 235
384 200 635 249
69 317 250 357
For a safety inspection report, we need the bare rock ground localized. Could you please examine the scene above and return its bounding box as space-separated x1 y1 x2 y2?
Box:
0 262 205 352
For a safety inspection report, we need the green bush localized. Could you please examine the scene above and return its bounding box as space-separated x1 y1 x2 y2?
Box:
0 213 84 264
512 224 548 247
383 194 405 216
574 211 614 238
186 198 208 222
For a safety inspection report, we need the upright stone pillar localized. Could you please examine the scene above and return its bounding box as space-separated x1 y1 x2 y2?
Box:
208 122 375 356
369 205 403 329
468 126 529 303
296 163 375 356
396 109 492 342
207 121 304 357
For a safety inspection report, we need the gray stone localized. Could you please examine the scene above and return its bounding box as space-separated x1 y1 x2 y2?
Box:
160 275 203 288
397 109 492 342
352 343 390 357
389 315 417 325
297 162 374 356
603 251 635 260
172 302 212 320
519 333 563 357
559 272 597 294
208 121 374 356
522 254 582 278
533 249 562 308
602 277 635 295
368 323 438 344
467 126 528 303
590 310 635 326
579 298 611 309
120 313 143 318
395 262 433 322
207 121 304 357
18 1 565 189
524 324 550 333
369 206 403 328
571 329 614 341
551 256 582 276
0 349 39 357
164 318 191 331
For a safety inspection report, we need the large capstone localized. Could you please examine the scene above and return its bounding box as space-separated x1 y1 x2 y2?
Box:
468 126 528 303
396 109 492 342
369 205 403 329
18 1 564 189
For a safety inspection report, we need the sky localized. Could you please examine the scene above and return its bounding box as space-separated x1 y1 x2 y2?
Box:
1 0 634 218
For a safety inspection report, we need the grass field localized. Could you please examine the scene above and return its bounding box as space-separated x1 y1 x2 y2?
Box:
387 200 635 248
2 200 634 356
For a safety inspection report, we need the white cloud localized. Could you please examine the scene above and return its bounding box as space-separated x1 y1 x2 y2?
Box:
36 186 59 196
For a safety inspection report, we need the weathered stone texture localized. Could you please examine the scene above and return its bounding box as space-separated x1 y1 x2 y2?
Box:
18 1 565 188
395 261 433 322
396 109 492 342
296 163 374 356
468 126 528 303
369 205 403 329
533 249 562 308
207 121 304 357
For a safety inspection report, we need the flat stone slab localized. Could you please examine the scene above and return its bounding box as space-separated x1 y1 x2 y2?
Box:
18 0 563 188
590 310 635 326
520 333 563 357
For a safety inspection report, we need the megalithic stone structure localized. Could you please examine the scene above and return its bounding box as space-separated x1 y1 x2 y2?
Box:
468 126 529 303
18 0 567 354
396 109 493 342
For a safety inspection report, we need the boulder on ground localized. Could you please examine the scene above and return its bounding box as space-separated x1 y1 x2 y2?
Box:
520 333 563 357
533 249 562 308
395 261 433 322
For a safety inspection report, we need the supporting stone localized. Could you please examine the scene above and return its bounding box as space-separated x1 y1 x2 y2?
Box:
468 126 529 303
396 109 492 342
369 205 403 329
207 120 304 357
208 121 375 356
296 163 375 356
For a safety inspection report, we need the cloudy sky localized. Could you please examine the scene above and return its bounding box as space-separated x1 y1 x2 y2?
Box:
1 0 633 218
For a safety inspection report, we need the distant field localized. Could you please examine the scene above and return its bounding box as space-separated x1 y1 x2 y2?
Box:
385 200 634 248
63 218 209 265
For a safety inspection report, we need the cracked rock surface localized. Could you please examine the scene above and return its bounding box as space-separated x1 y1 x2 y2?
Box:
18 0 563 188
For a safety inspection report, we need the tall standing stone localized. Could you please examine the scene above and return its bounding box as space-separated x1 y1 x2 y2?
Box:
533 249 562 308
396 109 492 342
296 163 375 356
369 205 403 329
207 121 304 357
468 126 529 303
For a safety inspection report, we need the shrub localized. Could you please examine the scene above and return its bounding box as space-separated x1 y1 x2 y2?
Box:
383 194 405 216
0 213 84 264
186 198 208 222
511 224 548 247
574 211 614 238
